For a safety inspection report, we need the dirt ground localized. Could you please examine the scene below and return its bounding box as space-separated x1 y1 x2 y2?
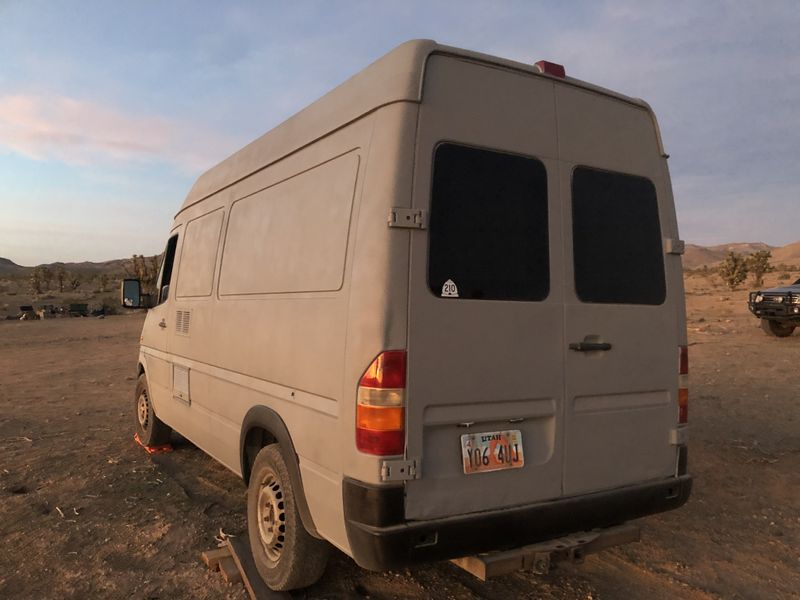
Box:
1 274 799 600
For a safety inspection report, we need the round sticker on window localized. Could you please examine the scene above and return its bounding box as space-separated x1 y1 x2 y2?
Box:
441 279 459 298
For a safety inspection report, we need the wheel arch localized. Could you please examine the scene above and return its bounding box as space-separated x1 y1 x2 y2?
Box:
240 405 320 538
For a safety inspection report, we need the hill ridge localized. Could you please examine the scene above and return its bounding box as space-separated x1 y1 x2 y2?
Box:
4 239 800 274
683 241 800 269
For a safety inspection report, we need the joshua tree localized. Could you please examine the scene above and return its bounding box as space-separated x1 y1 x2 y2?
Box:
719 251 749 290
29 267 43 296
39 266 53 290
124 254 160 294
747 250 774 287
55 265 67 292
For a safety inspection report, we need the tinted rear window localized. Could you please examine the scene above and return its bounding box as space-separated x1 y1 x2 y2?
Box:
572 167 665 305
428 143 549 301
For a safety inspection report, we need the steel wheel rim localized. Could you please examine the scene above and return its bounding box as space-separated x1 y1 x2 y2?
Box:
137 392 149 429
256 470 286 562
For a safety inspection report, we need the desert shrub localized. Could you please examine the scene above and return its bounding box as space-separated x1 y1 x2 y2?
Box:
699 264 717 280
747 250 774 287
98 295 119 315
718 251 749 290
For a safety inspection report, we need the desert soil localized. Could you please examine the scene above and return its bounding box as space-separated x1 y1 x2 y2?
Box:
1 273 798 600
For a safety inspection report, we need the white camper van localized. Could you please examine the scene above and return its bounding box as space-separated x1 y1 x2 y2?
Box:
123 40 692 591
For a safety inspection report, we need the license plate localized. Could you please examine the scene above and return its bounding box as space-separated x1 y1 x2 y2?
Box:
461 430 524 475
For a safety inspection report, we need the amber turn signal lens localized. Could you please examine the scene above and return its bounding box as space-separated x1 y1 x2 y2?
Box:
678 388 688 424
357 404 404 431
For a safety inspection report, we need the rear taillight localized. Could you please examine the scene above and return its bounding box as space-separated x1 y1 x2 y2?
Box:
678 345 688 424
356 350 406 456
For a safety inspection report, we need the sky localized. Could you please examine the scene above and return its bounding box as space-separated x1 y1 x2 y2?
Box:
0 0 798 265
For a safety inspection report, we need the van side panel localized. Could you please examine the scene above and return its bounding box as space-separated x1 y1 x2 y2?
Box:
165 115 376 553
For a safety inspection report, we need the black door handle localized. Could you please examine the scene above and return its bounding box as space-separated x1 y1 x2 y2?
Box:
569 342 612 352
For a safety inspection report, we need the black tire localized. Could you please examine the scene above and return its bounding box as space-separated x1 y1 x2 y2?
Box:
760 319 796 338
247 444 328 591
134 374 172 446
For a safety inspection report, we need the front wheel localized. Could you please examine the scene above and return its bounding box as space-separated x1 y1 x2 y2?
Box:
247 444 328 591
761 319 796 338
134 374 172 446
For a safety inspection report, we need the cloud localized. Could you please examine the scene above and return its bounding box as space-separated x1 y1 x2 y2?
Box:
0 94 238 172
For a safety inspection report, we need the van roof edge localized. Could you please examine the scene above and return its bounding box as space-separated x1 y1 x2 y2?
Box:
177 40 654 218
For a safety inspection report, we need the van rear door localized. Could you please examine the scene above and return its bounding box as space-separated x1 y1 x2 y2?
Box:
404 56 566 520
556 86 682 495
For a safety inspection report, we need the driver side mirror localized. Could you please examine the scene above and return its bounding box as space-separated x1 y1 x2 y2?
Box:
121 279 142 308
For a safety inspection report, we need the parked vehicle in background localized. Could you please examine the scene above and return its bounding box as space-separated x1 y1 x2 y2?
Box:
748 278 800 337
121 39 692 591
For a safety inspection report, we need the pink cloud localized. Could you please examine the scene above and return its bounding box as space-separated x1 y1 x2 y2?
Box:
0 94 235 172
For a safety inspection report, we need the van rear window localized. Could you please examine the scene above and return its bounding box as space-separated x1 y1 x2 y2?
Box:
428 143 549 301
572 167 665 305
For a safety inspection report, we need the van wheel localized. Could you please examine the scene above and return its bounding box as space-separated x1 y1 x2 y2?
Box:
134 375 172 446
761 319 796 337
247 444 328 591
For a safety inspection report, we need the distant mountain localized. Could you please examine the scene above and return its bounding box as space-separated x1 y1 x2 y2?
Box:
44 259 131 275
0 257 132 277
0 257 27 276
4 242 798 278
770 241 800 268
683 242 776 270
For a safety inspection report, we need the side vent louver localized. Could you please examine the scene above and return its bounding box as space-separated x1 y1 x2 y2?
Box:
175 310 191 336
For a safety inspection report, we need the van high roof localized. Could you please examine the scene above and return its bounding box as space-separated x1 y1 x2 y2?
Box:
178 39 656 217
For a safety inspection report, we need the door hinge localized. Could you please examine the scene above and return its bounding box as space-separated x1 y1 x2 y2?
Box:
380 458 420 482
388 208 427 229
664 238 685 255
669 427 689 446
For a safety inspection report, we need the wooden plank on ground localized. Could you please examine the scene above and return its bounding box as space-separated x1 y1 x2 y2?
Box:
226 536 291 600
219 555 242 584
201 546 231 570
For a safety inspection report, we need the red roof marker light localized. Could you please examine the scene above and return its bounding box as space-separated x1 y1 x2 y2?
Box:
534 60 566 78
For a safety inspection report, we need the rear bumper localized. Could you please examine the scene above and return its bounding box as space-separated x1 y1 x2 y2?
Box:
343 475 692 571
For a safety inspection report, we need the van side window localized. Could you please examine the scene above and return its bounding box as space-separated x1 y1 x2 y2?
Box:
219 152 359 296
428 143 549 301
572 167 665 305
176 209 224 298
156 234 179 304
